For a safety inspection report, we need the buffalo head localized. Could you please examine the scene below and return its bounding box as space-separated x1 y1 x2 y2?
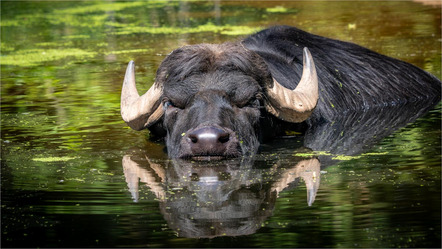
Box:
121 43 318 159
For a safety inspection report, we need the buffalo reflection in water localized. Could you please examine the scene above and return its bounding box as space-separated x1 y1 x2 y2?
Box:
122 101 438 238
123 152 320 238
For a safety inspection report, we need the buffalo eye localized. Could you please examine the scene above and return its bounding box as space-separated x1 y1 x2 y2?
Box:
245 98 259 108
243 94 262 108
164 100 177 110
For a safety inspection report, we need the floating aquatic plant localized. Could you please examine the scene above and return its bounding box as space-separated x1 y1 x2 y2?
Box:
33 156 78 162
266 6 289 13
1 48 97 67
111 22 261 36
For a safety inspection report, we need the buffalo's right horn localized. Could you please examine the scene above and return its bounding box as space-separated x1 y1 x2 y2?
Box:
120 61 163 131
264 47 319 123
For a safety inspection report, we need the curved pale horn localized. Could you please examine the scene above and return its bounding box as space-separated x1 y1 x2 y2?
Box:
120 61 163 131
265 47 319 123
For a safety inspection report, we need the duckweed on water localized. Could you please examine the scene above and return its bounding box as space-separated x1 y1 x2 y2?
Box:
1 48 97 67
295 151 332 157
1 1 262 68
0 2 149 28
1 42 15 52
106 48 153 55
2 1 260 36
112 23 261 36
331 155 362 161
57 1 148 15
295 151 389 161
266 6 289 13
32 156 78 162
1 47 156 67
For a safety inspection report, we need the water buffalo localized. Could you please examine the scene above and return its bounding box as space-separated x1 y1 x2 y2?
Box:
121 25 441 159
121 97 438 238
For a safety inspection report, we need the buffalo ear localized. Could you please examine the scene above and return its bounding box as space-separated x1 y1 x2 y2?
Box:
264 47 318 123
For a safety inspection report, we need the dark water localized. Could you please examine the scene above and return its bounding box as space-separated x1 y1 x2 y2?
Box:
1 1 441 248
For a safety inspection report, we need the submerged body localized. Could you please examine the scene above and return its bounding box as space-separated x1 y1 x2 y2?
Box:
120 26 441 159
243 26 441 124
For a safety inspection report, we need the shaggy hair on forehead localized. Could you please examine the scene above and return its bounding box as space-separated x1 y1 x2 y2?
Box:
155 42 273 89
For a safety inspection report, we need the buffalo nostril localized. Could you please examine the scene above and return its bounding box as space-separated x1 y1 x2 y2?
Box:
189 128 227 144
189 134 198 143
218 133 230 143
186 126 232 156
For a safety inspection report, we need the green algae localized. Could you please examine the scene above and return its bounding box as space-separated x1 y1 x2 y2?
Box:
35 41 74 48
219 25 260 36
33 156 78 162
112 22 261 36
1 1 261 69
49 13 110 28
0 2 149 28
361 152 389 156
266 6 289 13
1 42 15 52
57 1 148 15
106 48 153 55
1 48 97 67
62 35 91 40
0 19 20 27
295 151 389 161
331 155 362 161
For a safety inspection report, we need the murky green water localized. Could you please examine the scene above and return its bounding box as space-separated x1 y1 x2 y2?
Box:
1 1 441 248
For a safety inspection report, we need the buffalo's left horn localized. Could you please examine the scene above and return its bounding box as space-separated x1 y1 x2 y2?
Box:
265 47 319 123
120 61 163 130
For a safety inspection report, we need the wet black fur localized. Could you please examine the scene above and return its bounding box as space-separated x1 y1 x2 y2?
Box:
243 26 441 124
148 25 441 158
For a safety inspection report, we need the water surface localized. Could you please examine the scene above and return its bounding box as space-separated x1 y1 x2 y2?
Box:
1 1 441 247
